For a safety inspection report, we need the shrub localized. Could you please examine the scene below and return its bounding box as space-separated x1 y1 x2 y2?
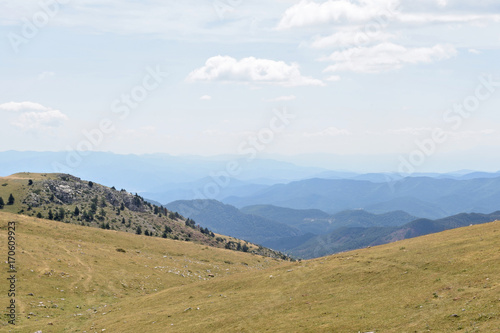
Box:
7 194 15 205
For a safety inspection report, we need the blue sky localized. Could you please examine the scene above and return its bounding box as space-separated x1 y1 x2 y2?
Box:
1 0 500 172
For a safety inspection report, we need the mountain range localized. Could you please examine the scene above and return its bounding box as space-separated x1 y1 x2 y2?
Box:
3 151 500 210
224 176 500 219
287 211 500 258
166 198 500 259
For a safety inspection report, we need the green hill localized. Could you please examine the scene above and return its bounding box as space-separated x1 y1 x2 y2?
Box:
0 173 287 259
1 211 500 332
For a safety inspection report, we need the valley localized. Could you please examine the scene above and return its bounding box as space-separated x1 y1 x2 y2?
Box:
1 211 499 332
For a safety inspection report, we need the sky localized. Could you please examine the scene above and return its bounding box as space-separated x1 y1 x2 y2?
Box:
1 0 500 173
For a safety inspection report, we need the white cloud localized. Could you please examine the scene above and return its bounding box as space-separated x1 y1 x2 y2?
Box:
186 55 324 87
311 30 395 49
200 95 212 100
323 43 457 73
267 95 297 102
396 12 500 24
277 0 500 29
13 110 68 130
0 101 68 130
277 0 399 30
468 48 481 54
0 101 50 112
303 127 351 137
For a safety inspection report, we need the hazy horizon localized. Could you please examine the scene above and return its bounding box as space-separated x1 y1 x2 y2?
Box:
1 1 499 174
1 149 500 175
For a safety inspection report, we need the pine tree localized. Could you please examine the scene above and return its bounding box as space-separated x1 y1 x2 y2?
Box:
59 207 65 220
7 194 14 205
48 209 54 220
144 230 150 236
74 206 80 216
136 226 142 235
0 197 4 209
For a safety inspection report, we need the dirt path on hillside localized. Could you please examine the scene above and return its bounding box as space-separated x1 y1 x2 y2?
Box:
60 245 94 292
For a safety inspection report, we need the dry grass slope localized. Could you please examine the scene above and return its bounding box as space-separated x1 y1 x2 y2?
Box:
0 212 282 332
1 211 499 332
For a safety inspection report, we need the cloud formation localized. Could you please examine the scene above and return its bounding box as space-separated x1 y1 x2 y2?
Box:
187 56 324 87
0 101 49 112
277 0 399 29
311 30 395 49
323 43 457 73
278 0 500 29
0 101 68 130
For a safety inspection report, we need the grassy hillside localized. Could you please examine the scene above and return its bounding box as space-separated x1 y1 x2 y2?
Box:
1 211 500 332
0 173 288 259
0 212 284 332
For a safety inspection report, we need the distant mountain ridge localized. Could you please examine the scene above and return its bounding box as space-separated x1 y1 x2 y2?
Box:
165 199 304 245
2 151 500 208
165 198 500 259
0 150 328 195
287 211 500 258
240 204 416 234
224 176 500 219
